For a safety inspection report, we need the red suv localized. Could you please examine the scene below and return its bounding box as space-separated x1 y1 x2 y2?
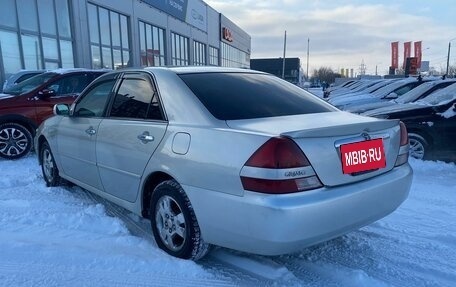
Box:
0 69 107 159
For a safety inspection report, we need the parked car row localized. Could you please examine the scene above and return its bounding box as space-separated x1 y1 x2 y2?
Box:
33 67 412 260
0 69 109 159
327 76 456 161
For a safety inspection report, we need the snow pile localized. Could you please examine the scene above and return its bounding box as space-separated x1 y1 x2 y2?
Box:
438 106 456 118
0 155 455 286
0 156 221 286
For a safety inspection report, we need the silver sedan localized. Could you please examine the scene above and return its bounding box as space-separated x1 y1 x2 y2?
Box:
35 67 413 260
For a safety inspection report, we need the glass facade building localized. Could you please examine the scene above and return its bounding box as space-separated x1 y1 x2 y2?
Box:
0 0 73 80
139 21 166 67
193 41 207 66
221 43 250 68
171 32 190 66
208 46 219 66
0 0 251 89
88 3 130 69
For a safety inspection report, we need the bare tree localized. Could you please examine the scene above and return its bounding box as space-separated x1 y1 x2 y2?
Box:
311 67 342 84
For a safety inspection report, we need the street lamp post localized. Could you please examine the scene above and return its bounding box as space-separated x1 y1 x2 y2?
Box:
306 38 310 80
446 38 456 76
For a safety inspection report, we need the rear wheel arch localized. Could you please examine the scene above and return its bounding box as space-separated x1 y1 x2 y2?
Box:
149 179 210 260
141 173 209 260
141 171 173 217
36 135 49 164
406 128 433 146
39 140 61 187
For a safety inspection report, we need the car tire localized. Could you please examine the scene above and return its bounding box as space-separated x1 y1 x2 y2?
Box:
150 180 209 260
408 133 428 160
0 122 33 160
40 141 61 187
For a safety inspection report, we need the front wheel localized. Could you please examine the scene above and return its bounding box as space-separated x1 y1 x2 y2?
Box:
40 141 61 187
408 133 428 160
0 123 33 160
150 180 209 260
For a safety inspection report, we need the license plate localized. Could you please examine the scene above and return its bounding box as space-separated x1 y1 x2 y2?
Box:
340 138 386 174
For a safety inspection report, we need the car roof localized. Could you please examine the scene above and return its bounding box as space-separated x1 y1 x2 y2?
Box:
46 68 111 75
147 66 266 75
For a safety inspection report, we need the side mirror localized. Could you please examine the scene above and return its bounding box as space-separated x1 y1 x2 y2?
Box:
453 103 456 112
38 89 55 99
385 92 398 99
53 104 70 116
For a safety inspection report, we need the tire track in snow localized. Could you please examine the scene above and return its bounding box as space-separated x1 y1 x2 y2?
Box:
0 261 235 287
74 187 299 285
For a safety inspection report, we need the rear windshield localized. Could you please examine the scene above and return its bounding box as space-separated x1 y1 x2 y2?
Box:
4 72 57 95
179 72 336 120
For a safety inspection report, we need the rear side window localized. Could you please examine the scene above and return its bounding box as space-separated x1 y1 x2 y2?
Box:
179 73 336 120
109 78 162 120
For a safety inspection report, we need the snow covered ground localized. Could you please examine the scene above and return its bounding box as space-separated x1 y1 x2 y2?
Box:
1 154 455 286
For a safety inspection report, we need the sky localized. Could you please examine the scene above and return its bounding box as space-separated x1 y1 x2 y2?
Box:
205 0 456 76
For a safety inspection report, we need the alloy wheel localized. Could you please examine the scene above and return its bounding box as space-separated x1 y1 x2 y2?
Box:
155 195 187 252
42 148 56 182
0 125 30 158
409 137 425 160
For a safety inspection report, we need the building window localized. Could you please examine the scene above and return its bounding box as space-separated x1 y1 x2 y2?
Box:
221 42 249 68
0 0 74 84
193 41 206 66
139 21 165 67
208 46 219 66
88 3 131 69
0 31 21 74
171 32 189 66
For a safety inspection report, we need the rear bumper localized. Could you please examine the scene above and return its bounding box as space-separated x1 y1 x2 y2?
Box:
184 163 413 256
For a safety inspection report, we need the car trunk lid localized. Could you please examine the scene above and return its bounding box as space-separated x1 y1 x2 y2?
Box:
227 112 401 186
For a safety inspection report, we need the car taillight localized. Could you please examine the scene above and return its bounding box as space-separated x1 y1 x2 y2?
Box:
240 137 323 194
395 121 409 166
399 121 409 146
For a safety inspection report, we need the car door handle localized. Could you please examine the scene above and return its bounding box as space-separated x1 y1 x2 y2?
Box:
138 132 154 143
85 127 96 136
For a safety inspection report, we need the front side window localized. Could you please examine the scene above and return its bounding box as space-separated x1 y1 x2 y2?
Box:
46 74 92 97
73 80 116 117
109 78 162 120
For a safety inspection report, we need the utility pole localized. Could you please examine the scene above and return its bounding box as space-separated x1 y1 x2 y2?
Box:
282 30 287 79
306 38 310 80
447 41 452 76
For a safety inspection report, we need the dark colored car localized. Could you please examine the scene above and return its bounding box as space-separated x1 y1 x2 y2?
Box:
365 85 456 161
0 69 107 159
